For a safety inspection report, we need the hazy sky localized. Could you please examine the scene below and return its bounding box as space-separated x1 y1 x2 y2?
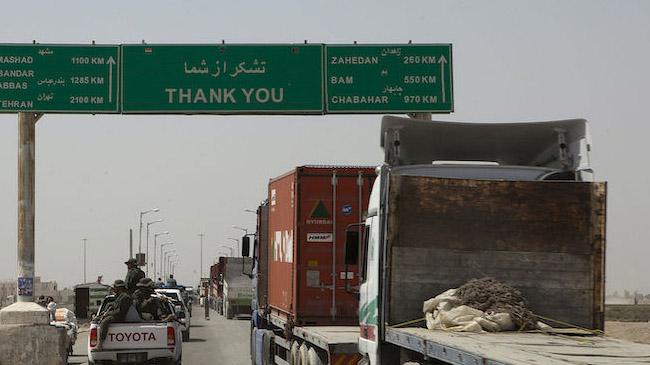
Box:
0 0 648 293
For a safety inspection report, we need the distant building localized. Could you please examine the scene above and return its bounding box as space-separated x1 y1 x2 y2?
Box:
0 277 60 307
606 295 635 305
74 282 110 319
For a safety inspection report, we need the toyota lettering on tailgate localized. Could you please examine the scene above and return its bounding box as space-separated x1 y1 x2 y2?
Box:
108 332 157 342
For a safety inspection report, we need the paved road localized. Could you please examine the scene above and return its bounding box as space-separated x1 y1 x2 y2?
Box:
68 305 252 364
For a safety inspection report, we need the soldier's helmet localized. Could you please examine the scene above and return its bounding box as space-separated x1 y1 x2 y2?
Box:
113 279 127 289
137 277 154 288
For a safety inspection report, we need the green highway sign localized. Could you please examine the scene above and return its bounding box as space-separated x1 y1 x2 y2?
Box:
325 44 453 113
0 44 119 113
121 44 324 113
0 43 454 115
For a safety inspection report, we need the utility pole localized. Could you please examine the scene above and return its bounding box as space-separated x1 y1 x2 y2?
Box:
146 226 150 276
17 112 41 302
129 229 133 259
409 112 432 121
227 237 240 257
199 233 204 278
82 238 87 283
145 220 163 276
138 208 159 256
159 243 173 278
153 231 169 279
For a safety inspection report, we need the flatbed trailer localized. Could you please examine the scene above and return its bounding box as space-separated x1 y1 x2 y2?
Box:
352 117 650 364
266 314 361 365
386 327 650 364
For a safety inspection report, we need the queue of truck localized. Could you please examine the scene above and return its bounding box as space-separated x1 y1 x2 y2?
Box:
241 115 650 365
90 114 650 364
209 257 255 319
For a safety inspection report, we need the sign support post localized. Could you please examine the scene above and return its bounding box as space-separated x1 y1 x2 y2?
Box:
409 112 432 120
17 112 42 302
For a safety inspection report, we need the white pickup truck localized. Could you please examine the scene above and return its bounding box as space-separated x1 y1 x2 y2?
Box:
155 288 191 341
88 294 183 364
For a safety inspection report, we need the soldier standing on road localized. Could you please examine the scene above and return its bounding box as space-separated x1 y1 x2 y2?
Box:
124 258 145 295
96 280 132 350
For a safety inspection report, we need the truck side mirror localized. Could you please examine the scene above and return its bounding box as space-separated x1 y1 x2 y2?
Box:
242 236 251 257
345 230 359 265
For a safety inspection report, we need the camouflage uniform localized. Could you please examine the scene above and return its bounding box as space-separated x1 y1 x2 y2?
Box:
133 278 164 320
97 280 132 346
124 258 145 295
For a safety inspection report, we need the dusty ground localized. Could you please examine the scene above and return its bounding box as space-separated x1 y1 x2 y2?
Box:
606 321 650 344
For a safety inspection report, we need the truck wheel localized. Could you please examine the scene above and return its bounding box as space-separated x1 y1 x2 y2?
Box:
250 329 257 365
262 331 274 365
299 343 309 365
182 330 189 341
290 341 300 365
307 347 323 365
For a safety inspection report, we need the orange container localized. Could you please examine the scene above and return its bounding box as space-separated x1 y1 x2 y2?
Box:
267 166 375 325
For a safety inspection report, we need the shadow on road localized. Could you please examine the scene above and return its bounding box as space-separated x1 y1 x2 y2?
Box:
185 338 207 343
190 324 206 327
66 357 86 365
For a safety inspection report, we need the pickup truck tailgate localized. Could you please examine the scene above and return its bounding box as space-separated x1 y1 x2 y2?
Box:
386 327 650 364
102 323 170 350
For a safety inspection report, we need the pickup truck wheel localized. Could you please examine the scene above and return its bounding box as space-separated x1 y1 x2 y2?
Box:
290 341 300 365
299 343 309 365
307 347 323 365
262 331 274 365
182 330 189 341
250 329 257 365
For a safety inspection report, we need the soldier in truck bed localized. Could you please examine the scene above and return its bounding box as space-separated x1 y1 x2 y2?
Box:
124 258 145 295
95 280 132 350
133 277 165 320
